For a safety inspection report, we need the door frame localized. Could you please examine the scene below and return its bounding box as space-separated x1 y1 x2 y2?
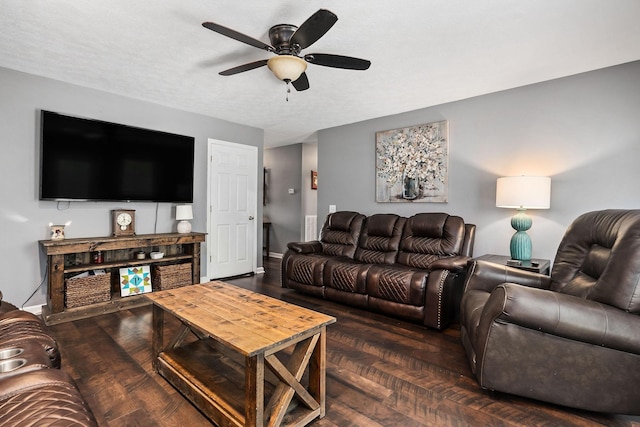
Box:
206 138 259 280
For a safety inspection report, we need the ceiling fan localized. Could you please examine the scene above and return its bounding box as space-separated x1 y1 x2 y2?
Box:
202 9 371 95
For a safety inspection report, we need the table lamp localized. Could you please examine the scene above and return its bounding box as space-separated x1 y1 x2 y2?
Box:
176 204 193 234
496 176 551 261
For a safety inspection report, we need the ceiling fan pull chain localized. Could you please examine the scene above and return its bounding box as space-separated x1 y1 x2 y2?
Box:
286 80 291 102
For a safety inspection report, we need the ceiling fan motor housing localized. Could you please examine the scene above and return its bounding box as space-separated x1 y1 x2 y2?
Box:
269 24 300 55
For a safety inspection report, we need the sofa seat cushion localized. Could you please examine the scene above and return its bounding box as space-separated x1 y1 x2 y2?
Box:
323 258 372 308
285 254 329 286
0 369 97 426
324 258 370 294
366 265 428 306
366 264 428 322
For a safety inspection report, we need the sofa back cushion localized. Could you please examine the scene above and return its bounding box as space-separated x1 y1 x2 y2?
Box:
551 209 640 313
354 214 406 264
320 211 365 258
397 213 465 268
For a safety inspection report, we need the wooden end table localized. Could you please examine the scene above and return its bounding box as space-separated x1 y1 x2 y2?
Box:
146 281 336 427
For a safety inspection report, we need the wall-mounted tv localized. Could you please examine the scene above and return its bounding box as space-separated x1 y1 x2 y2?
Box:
39 110 195 203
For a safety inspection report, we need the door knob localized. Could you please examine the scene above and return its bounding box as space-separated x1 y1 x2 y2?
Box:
249 216 255 220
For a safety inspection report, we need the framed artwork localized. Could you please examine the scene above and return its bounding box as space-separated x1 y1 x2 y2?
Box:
50 224 65 240
375 120 449 203
263 167 267 206
119 266 152 297
311 170 318 190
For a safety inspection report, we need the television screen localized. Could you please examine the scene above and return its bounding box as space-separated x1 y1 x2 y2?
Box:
39 110 195 203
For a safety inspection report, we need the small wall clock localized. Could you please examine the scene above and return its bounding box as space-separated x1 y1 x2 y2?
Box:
112 209 136 237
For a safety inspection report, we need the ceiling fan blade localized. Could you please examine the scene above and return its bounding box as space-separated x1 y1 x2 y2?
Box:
219 59 269 76
202 22 274 52
290 9 338 50
292 73 310 91
304 53 371 70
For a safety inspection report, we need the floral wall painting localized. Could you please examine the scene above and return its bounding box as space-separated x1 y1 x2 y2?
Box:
375 120 449 203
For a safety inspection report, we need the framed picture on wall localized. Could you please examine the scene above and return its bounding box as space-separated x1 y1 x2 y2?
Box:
375 120 449 203
311 170 318 190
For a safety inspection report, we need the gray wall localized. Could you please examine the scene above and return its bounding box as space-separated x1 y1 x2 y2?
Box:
0 67 263 308
301 142 318 216
263 144 303 255
263 142 318 255
301 142 318 238
318 61 640 263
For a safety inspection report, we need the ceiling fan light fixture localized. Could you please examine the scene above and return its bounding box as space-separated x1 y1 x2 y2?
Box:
267 55 307 82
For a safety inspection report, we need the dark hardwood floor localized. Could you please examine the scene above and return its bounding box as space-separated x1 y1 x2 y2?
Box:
48 258 640 427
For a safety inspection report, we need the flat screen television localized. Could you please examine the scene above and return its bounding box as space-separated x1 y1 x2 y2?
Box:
39 110 195 203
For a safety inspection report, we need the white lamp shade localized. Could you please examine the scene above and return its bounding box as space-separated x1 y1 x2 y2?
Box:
175 205 193 221
496 176 551 209
267 55 307 82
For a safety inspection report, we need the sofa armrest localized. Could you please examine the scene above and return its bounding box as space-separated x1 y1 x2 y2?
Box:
0 310 44 326
429 255 471 273
481 283 640 355
286 241 323 254
463 260 551 293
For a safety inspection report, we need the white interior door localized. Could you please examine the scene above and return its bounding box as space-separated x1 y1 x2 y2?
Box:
207 139 258 279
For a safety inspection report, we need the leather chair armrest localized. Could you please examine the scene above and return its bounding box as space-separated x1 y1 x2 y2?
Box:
481 283 640 355
429 256 471 272
464 260 551 293
286 241 323 254
0 310 44 326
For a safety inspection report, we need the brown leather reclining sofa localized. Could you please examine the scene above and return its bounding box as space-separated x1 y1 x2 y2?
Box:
282 211 476 330
0 292 97 426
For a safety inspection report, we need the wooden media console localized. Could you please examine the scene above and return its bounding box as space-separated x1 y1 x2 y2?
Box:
39 232 206 325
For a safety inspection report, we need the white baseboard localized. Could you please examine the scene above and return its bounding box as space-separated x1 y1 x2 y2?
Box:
268 252 283 259
23 305 42 315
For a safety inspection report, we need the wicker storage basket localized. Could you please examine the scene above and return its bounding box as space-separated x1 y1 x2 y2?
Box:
65 273 111 308
152 263 192 291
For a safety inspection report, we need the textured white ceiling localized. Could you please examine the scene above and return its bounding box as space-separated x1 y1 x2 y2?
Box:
1 1 639 147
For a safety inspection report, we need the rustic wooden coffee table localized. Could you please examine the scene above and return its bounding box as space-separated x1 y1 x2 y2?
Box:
146 281 336 427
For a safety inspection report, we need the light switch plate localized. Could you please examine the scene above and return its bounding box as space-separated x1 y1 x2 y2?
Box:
329 205 337 213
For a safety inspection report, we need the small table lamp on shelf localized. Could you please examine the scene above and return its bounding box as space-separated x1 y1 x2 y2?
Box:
176 204 193 234
496 176 551 261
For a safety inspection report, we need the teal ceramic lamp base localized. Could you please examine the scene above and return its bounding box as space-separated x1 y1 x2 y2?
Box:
496 176 551 261
510 209 532 261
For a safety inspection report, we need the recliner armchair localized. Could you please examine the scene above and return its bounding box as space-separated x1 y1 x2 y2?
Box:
460 209 640 414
